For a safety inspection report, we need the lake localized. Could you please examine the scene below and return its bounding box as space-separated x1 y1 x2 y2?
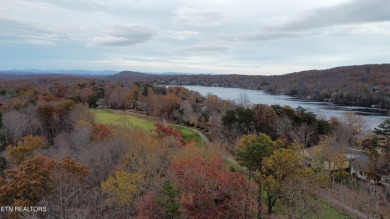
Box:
181 85 390 130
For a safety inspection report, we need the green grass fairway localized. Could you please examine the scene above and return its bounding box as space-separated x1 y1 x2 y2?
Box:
173 125 204 146
91 109 155 130
91 109 204 146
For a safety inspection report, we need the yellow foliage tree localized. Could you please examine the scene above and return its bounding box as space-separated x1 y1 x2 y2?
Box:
101 170 144 207
261 147 306 214
7 135 45 165
262 147 330 217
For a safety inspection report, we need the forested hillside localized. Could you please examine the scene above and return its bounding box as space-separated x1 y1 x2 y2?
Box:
111 64 390 109
265 64 390 108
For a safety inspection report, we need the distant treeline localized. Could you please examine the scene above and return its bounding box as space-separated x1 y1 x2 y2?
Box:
1 64 390 109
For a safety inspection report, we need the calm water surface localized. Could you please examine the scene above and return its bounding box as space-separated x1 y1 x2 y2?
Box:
182 86 390 130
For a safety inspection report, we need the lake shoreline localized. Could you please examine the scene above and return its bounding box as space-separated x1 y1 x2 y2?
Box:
166 84 389 115
170 85 390 130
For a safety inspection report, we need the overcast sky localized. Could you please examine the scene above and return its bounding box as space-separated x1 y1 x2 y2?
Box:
1 0 390 75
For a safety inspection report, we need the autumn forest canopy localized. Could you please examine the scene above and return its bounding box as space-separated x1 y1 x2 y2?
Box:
0 64 389 218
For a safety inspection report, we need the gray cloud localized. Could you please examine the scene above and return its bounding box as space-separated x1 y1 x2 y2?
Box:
25 38 57 46
174 43 231 55
89 24 159 46
327 24 390 36
220 0 390 43
0 16 75 46
276 0 390 31
173 7 230 27
163 30 199 40
219 31 313 42
19 0 113 12
0 17 50 36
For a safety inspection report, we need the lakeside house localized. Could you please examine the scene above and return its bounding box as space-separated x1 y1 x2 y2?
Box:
371 85 390 94
371 85 380 94
304 145 349 171
304 146 389 187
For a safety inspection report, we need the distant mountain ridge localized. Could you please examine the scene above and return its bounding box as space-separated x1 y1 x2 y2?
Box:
0 70 216 77
0 70 216 81
1 69 118 76
155 72 216 75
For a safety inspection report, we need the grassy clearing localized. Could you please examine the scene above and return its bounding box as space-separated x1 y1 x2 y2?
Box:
91 109 204 146
223 158 246 175
272 197 350 219
311 201 350 219
91 109 155 129
172 125 204 146
223 159 237 171
267 195 349 219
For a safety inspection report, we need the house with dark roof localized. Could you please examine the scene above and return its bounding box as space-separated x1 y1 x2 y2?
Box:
371 85 380 93
350 151 390 187
304 145 349 171
305 146 389 187
349 151 370 180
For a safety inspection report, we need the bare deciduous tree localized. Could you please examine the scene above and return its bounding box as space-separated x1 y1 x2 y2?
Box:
3 110 29 144
292 123 316 148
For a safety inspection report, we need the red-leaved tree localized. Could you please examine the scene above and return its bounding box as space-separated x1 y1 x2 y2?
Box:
154 122 186 146
169 145 254 218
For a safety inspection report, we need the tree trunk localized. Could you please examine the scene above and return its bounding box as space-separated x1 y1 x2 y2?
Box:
268 196 276 215
268 195 272 215
332 171 335 188
288 198 293 219
245 171 250 219
288 213 293 219
257 182 263 219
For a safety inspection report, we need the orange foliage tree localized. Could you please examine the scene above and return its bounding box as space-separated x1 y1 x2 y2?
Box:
90 124 112 141
7 135 45 165
0 156 55 207
0 156 89 214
